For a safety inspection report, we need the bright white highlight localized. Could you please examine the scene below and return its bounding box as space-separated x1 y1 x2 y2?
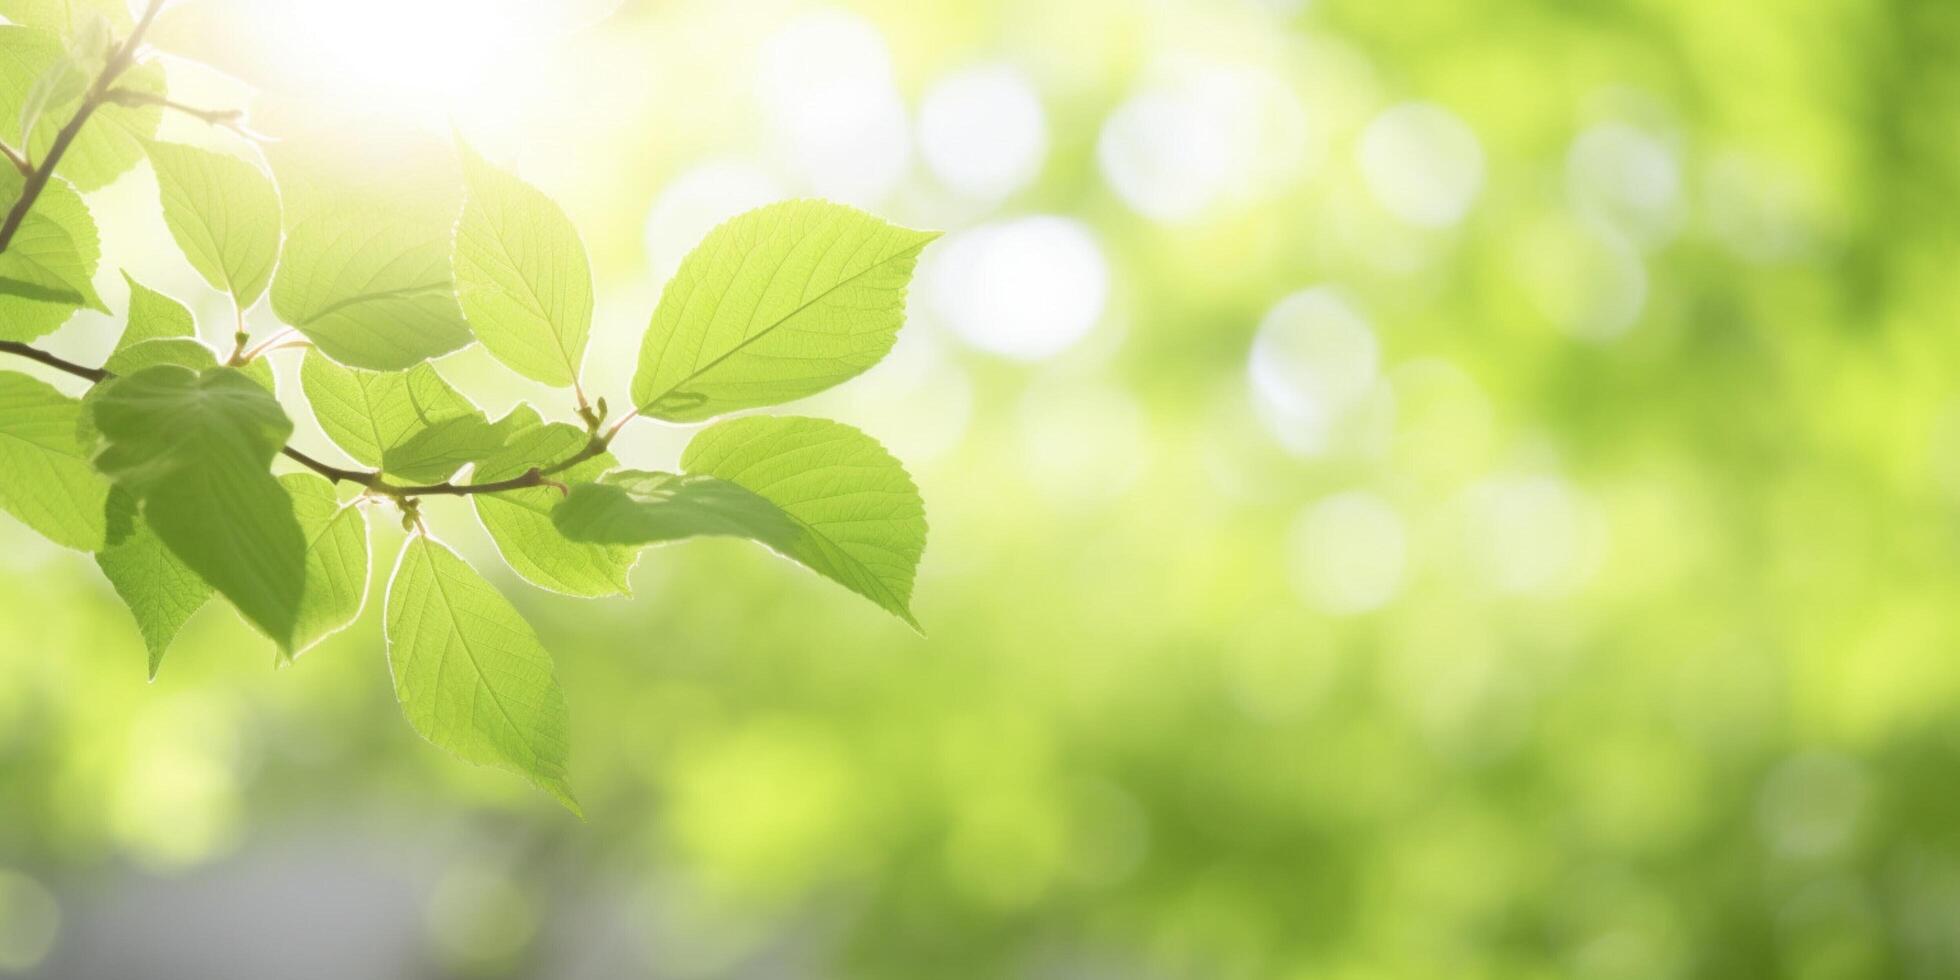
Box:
927 217 1110 361
1097 63 1311 223
918 65 1048 202
1357 102 1485 228
1247 288 1381 455
243 0 605 123
755 10 910 207
1567 122 1683 248
1290 490 1408 615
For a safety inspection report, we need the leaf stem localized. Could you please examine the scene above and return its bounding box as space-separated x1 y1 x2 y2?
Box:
0 0 166 255
237 327 297 362
0 143 29 176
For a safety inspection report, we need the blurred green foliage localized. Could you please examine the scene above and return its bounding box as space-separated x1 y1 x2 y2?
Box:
5 0 1960 977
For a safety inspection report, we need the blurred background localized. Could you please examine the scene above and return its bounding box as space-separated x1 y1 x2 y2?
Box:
3 0 1960 976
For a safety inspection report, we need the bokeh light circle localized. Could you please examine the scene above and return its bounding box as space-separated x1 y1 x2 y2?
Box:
918 65 1048 202
1357 101 1485 228
1247 287 1381 455
754 10 910 206
928 217 1110 361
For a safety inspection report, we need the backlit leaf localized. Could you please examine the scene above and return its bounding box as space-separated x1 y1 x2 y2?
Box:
96 486 209 678
384 533 579 813
115 272 195 352
0 164 105 340
281 472 368 657
631 200 936 422
0 369 107 549
145 140 282 308
269 147 471 370
472 406 636 597
298 349 496 482
452 139 592 387
556 415 926 627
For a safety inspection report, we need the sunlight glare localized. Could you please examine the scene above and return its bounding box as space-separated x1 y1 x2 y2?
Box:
241 0 591 124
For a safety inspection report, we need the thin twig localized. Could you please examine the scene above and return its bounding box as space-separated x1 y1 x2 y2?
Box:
105 89 246 130
0 339 107 382
0 143 29 175
0 339 610 500
0 0 166 255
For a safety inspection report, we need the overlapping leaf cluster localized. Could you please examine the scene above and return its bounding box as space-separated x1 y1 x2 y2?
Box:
0 1 934 811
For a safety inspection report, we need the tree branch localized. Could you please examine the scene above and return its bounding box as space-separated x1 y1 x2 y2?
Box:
0 0 166 254
0 142 29 176
0 339 607 500
104 89 256 137
0 339 108 381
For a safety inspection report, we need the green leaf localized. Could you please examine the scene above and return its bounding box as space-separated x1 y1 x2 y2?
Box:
384 533 579 813
0 369 108 549
145 140 282 308
75 337 272 452
451 139 592 387
472 407 636 597
298 349 497 482
631 200 937 422
556 415 926 627
269 149 472 370
0 22 161 192
96 486 210 679
0 164 105 340
116 272 195 352
91 364 306 650
281 472 368 657
99 338 272 392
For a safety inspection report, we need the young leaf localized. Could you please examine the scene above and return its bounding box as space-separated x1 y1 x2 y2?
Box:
96 487 210 679
0 165 105 340
0 369 109 550
145 140 282 309
298 349 496 481
281 473 368 656
116 272 196 352
269 149 472 370
556 415 926 627
451 139 592 387
384 533 580 813
472 407 636 597
91 364 307 651
631 200 937 422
